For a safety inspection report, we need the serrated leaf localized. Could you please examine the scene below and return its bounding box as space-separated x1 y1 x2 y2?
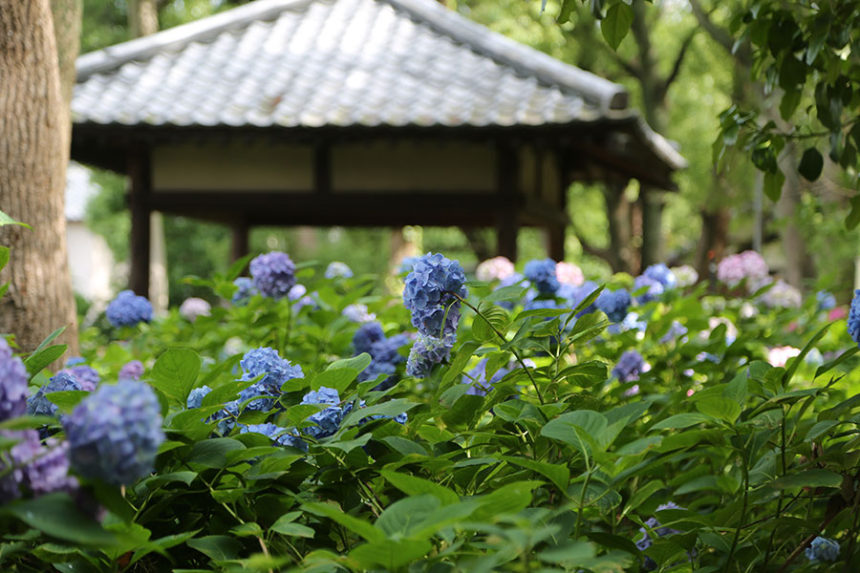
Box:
151 348 201 405
502 456 570 492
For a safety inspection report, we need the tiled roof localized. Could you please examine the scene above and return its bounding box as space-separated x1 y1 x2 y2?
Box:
73 0 630 129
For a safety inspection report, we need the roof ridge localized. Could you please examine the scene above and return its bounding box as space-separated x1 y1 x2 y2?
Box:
76 0 312 80
379 0 628 111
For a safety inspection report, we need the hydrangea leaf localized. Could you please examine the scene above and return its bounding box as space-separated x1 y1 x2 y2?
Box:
151 348 201 405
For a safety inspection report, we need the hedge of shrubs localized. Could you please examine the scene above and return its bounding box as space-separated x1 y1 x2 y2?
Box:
1 247 859 572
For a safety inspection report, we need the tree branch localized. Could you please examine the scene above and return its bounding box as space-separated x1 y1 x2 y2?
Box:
688 0 751 67
662 28 698 94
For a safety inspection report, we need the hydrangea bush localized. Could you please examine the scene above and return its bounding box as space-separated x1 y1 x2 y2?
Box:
1 245 860 572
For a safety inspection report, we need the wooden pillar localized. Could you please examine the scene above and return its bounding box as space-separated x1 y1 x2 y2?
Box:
640 186 664 268
496 142 519 261
231 220 250 262
128 150 151 296
547 225 565 261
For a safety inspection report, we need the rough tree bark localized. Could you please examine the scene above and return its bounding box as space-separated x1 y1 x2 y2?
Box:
0 0 79 352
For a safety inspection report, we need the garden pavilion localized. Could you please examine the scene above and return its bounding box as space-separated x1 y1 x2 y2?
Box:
71 0 685 295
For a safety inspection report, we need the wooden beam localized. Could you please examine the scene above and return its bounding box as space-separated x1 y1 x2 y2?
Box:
127 150 151 296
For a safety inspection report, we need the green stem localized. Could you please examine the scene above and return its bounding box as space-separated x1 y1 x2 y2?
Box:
453 294 545 405
724 432 750 573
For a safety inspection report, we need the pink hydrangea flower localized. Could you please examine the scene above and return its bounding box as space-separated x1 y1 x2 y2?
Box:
475 256 515 282
556 262 584 286
717 250 769 289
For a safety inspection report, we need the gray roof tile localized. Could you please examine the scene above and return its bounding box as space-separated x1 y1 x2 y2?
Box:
73 0 628 129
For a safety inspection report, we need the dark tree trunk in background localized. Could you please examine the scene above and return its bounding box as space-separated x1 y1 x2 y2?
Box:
602 182 635 274
0 0 79 352
695 203 730 281
777 143 816 287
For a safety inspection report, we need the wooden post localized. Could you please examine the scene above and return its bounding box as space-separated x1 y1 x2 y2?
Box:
496 142 519 260
231 219 250 263
547 225 565 261
128 150 151 296
640 186 664 268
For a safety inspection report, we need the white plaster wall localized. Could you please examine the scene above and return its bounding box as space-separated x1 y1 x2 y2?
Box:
66 222 114 307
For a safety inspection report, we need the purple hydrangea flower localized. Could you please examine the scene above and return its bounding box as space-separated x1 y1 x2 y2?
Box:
596 289 632 322
475 256 515 282
63 381 164 486
118 360 144 381
403 253 467 337
232 277 258 306
186 385 213 409
633 275 664 304
659 320 688 344
106 290 153 327
238 348 303 411
179 297 211 322
406 333 455 378
612 350 649 383
0 339 28 422
805 536 840 563
324 261 353 279
240 423 307 451
58 364 99 392
561 281 600 317
758 279 801 309
643 263 677 290
524 258 560 296
27 372 82 417
250 251 297 300
0 430 40 502
463 358 510 396
816 290 836 311
300 387 343 439
717 250 769 289
23 438 78 497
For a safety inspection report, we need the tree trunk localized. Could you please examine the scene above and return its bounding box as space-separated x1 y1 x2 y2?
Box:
776 143 816 287
695 204 730 281
602 181 634 274
128 0 159 38
0 0 79 353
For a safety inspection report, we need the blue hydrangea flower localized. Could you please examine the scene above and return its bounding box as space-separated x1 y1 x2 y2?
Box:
633 275 665 304
398 257 418 273
402 253 467 337
612 350 649 383
250 251 297 300
105 290 153 327
27 372 82 417
0 429 40 502
635 502 685 571
353 322 386 355
596 289 632 322
561 281 600 316
659 320 688 344
524 258 560 296
238 348 303 411
643 263 677 289
848 290 860 346
211 400 240 435
63 380 165 486
119 360 144 381
0 339 28 422
406 333 455 378
463 359 510 396
239 423 307 451
232 277 258 305
58 364 99 392
816 290 837 311
342 303 376 323
186 385 213 409
805 536 840 562
324 262 353 279
607 311 648 335
300 387 343 439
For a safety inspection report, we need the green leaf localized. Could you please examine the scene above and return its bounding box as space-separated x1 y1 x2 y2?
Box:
763 169 785 202
380 470 460 505
783 323 830 385
0 210 30 228
4 494 117 546
340 398 417 428
441 341 481 385
815 346 859 379
0 246 9 273
187 438 245 468
186 535 242 561
470 481 542 521
557 361 608 387
770 469 842 490
45 391 89 414
779 89 801 120
695 397 740 424
650 413 713 431
541 410 610 451
350 539 432 570
502 456 570 492
538 540 596 565
24 344 67 378
375 494 441 537
600 2 633 50
321 433 371 453
151 348 201 405
798 147 824 181
847 194 860 230
271 521 315 538
302 502 386 543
